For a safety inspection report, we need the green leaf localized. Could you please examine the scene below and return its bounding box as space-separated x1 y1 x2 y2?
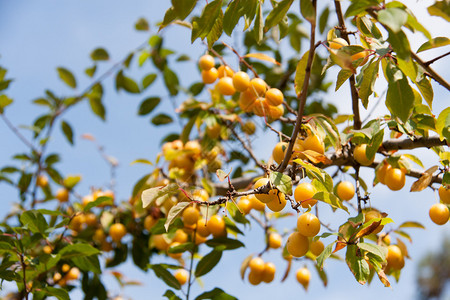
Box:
90 48 110 61
195 249 222 277
428 1 450 22
366 129 384 160
317 241 335 269
265 0 294 31
83 196 113 211
346 244 370 285
345 0 380 17
313 191 349 213
152 113 173 126
435 107 450 141
311 114 341 152
0 95 13 114
378 7 407 33
252 2 263 44
398 221 425 229
172 0 197 20
72 255 101 273
223 0 244 36
116 71 140 94
335 69 352 91
151 264 181 290
359 58 380 109
88 96 106 120
417 37 450 53
60 243 101 259
205 237 245 250
57 67 77 89
207 10 223 47
269 171 292 195
135 18 150 31
63 174 81 189
20 210 48 235
402 154 424 168
416 77 433 108
138 51 150 66
142 73 157 90
385 64 414 123
142 183 179 208
168 242 195 254
164 290 183 300
227 201 249 225
191 0 223 43
300 0 315 23
319 7 330 34
294 50 310 96
163 67 179 96
181 116 197 144
138 97 161 116
195 288 238 300
165 202 191 231
61 120 74 145
386 28 411 60
44 287 70 300
357 242 386 261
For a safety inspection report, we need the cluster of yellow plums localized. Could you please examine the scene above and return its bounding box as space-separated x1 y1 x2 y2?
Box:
51 264 80 287
198 54 284 120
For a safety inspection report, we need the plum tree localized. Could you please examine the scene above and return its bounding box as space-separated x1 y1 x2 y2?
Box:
0 0 449 299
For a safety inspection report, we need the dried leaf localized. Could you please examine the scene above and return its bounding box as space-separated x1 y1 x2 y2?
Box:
243 53 281 65
410 165 438 192
302 150 333 164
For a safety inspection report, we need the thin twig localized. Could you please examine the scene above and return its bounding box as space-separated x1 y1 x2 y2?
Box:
1 114 36 152
222 41 259 78
277 1 317 172
424 51 450 66
228 122 266 170
410 51 450 91
334 0 361 130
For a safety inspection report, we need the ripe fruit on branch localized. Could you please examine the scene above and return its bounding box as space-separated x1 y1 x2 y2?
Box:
152 234 169 251
438 185 450 204
182 206 200 226
296 267 311 290
364 210 384 234
206 215 226 237
66 267 80 281
386 245 405 270
266 193 287 212
252 97 270 117
297 213 321 237
237 197 252 214
196 218 210 237
249 78 267 97
56 188 69 202
198 54 215 70
242 121 256 135
272 142 288 165
144 215 157 231
265 88 284 106
268 233 282 249
109 223 127 243
376 162 392 185
336 181 355 201
248 270 263 285
217 77 236 95
232 71 250 92
261 262 276 283
217 65 234 78
249 257 265 274
36 175 49 188
294 182 317 208
286 232 309 257
201 67 218 84
310 239 324 256
429 203 449 225
267 104 284 120
174 269 189 285
253 178 279 203
239 89 257 112
328 38 348 50
248 194 265 211
353 144 374 166
303 134 325 154
385 168 406 191
206 123 221 139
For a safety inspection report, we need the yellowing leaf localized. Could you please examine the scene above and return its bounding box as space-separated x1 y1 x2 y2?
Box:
410 165 438 192
243 53 281 65
302 150 333 165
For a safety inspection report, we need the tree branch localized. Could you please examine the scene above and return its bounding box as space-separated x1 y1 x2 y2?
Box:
410 51 450 91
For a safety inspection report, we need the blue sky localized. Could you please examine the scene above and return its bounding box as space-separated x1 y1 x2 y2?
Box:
0 1 449 299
